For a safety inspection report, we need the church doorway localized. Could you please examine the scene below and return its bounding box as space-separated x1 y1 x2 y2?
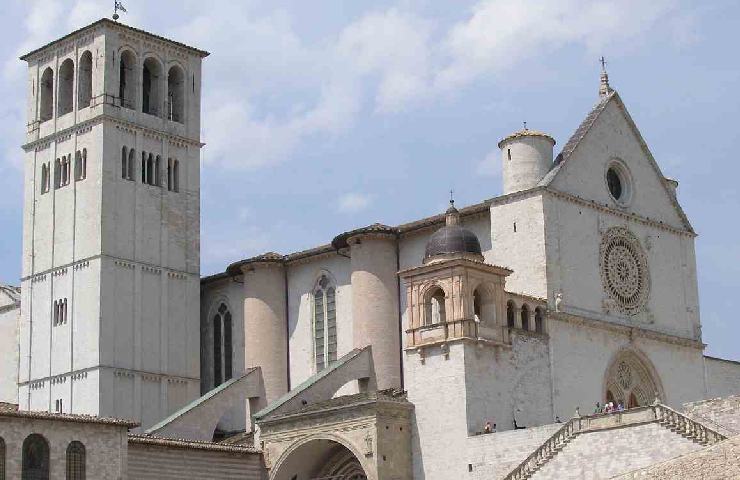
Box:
271 438 368 480
604 349 662 408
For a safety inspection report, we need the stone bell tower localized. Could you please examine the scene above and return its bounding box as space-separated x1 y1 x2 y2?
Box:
18 18 208 429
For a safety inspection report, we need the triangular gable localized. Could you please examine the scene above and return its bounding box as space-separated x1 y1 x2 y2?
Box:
540 92 693 233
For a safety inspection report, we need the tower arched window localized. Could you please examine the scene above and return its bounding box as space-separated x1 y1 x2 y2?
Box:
78 50 92 109
58 58 74 116
54 158 61 189
313 275 337 372
521 304 530 331
66 441 85 480
167 65 184 122
212 303 232 387
39 67 54 122
506 300 515 328
141 151 147 184
41 163 50 194
22 433 49 480
142 57 162 116
119 50 136 109
534 307 544 334
473 289 482 321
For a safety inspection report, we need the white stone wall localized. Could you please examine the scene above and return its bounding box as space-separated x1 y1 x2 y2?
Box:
704 357 740 399
489 195 547 299
543 194 700 339
547 319 705 417
286 255 352 389
19 22 204 430
200 276 247 431
0 416 129 479
0 294 20 403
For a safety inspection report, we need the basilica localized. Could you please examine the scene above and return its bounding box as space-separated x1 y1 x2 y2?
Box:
0 17 739 480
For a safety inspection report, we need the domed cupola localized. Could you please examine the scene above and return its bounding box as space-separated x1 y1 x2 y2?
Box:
424 200 483 264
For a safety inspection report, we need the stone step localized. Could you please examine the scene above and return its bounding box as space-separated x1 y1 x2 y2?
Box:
527 422 703 480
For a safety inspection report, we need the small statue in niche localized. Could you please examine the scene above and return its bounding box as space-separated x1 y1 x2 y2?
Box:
555 292 563 312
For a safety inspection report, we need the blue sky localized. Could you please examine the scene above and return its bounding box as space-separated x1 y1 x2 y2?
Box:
0 0 738 359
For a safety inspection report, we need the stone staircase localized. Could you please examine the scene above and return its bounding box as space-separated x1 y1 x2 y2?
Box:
683 395 740 436
503 404 726 480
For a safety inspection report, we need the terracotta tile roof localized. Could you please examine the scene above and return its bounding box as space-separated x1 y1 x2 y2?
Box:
498 128 556 148
128 434 260 454
0 408 138 428
331 223 398 250
21 18 209 61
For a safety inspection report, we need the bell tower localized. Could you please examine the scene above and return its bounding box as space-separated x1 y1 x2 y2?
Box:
18 18 208 428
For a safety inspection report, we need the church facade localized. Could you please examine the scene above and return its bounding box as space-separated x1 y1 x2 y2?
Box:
1 17 739 480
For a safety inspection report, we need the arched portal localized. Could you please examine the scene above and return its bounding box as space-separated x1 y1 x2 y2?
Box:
603 349 663 408
271 438 368 480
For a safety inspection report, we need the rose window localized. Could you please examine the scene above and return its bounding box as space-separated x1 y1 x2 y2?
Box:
600 227 650 315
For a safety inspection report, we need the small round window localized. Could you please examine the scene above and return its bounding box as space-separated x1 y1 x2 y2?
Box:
607 168 622 199
605 161 632 205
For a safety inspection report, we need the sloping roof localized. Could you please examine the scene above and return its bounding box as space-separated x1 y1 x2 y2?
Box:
265 389 410 422
0 406 138 428
20 18 209 61
538 91 694 233
128 434 260 454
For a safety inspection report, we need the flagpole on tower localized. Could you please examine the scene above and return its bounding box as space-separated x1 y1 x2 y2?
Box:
113 1 127 21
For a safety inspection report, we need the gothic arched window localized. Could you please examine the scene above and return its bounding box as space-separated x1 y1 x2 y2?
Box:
313 275 337 372
212 303 233 387
506 301 515 328
66 441 85 480
521 304 530 331
22 434 49 480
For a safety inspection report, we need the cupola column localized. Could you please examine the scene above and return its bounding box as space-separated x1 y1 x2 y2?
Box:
347 232 401 390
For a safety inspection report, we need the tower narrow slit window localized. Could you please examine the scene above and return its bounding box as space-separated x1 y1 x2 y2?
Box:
58 59 74 116
121 146 128 179
173 159 180 192
41 163 50 194
146 153 154 185
313 275 337 372
22 434 49 480
66 441 86 480
141 151 147 184
128 148 135 180
54 158 61 189
212 303 233 387
155 155 161 186
78 50 92 109
39 67 54 122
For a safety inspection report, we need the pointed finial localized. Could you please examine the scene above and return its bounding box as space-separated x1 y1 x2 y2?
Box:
523 121 527 131
599 56 613 98
449 189 454 206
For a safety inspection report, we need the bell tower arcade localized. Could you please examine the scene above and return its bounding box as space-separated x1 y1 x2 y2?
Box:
18 19 208 429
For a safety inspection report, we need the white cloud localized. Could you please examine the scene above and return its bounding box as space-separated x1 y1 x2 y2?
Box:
476 150 502 177
337 192 373 213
